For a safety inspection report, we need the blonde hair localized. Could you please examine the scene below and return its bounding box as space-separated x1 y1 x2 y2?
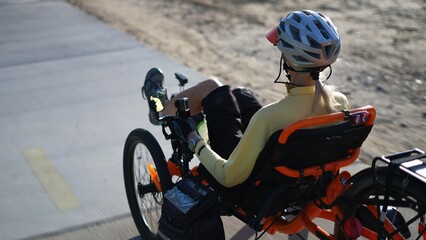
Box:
311 80 337 116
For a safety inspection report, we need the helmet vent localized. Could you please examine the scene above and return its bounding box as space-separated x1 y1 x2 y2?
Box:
290 25 301 42
314 20 322 29
335 45 340 55
302 10 312 16
324 45 333 58
320 30 330 40
281 39 294 49
294 56 308 63
305 25 312 32
292 14 302 23
307 36 321 48
304 50 320 60
279 21 286 33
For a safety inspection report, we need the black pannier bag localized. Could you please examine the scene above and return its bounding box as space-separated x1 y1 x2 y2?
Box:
158 178 225 240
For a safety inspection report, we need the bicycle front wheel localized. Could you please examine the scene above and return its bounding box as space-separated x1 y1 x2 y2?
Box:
123 128 173 239
336 167 426 239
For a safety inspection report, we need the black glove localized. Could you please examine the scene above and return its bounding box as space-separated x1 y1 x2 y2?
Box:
170 117 197 142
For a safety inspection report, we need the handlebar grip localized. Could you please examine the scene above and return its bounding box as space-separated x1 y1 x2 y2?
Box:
175 73 188 87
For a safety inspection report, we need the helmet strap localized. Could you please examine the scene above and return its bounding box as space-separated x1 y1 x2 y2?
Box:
273 55 333 86
273 55 285 83
324 65 333 81
274 55 302 87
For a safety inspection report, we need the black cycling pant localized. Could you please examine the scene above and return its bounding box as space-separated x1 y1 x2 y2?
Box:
198 85 262 201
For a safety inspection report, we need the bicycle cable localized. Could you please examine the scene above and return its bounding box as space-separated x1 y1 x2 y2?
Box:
255 216 279 240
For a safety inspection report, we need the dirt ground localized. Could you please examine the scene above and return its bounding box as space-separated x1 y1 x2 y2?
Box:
65 0 425 162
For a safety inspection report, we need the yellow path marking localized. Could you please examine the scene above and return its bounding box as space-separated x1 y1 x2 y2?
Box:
23 147 81 211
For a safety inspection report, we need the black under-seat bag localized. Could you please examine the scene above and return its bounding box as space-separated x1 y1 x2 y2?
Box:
158 178 225 240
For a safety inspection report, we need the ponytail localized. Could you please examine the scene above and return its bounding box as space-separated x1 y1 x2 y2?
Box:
311 80 337 116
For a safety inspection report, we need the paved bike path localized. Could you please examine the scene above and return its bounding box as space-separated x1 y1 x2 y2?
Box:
0 1 205 239
0 1 371 239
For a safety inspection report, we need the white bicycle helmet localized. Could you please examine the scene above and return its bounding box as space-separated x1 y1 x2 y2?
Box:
266 10 340 71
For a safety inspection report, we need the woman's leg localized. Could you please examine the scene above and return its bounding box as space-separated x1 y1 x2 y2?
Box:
232 87 262 131
162 78 223 116
202 85 244 158
199 86 262 202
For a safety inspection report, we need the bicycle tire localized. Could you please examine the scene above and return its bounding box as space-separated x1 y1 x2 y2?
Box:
335 167 426 239
123 128 173 239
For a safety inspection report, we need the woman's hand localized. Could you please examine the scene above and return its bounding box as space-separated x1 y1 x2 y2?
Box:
170 117 197 142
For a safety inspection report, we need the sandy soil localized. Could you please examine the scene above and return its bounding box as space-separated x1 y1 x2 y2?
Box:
65 0 425 162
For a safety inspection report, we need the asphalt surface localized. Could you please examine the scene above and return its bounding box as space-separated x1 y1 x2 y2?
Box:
0 0 204 239
0 1 370 239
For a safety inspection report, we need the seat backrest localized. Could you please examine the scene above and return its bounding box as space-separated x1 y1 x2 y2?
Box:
237 106 376 218
256 105 375 179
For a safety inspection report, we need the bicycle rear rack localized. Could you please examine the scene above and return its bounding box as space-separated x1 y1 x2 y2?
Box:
369 148 426 239
373 148 426 184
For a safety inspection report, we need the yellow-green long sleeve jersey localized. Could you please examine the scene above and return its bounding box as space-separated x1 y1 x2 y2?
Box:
194 86 350 187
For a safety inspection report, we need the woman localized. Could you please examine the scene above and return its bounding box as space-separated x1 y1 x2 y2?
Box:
142 10 349 191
